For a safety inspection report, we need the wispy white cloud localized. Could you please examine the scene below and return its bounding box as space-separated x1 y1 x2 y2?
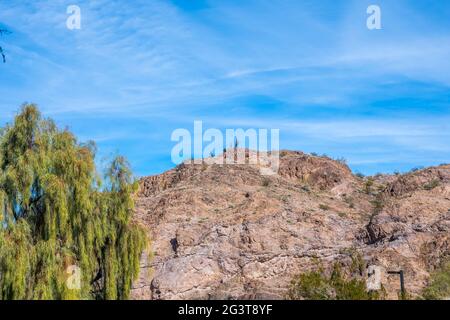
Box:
0 0 449 175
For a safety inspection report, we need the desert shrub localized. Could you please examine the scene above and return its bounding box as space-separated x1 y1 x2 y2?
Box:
423 179 440 191
369 193 385 221
261 178 271 187
319 204 330 211
331 266 369 300
364 178 374 194
349 251 365 276
422 261 450 300
287 266 332 300
343 195 355 209
287 262 384 300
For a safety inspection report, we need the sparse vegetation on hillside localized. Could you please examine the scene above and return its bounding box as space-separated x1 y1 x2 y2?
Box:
342 195 355 209
0 104 147 300
364 177 374 194
423 179 440 191
287 261 385 300
370 193 385 216
422 260 450 300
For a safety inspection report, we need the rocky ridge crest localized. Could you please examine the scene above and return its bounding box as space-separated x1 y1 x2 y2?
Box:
131 150 450 300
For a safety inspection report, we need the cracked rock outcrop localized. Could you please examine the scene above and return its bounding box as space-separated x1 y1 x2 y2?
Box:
131 150 450 300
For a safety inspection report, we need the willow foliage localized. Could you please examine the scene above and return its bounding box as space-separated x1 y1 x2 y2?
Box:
0 104 147 300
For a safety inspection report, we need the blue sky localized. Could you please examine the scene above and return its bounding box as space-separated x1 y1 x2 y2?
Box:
0 0 449 176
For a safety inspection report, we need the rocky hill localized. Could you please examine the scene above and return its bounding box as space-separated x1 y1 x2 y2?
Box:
130 150 450 300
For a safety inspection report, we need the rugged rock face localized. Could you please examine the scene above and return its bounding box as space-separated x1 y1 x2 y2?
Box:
131 150 450 300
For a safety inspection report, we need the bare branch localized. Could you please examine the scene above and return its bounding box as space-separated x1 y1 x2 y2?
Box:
0 46 5 63
0 28 10 63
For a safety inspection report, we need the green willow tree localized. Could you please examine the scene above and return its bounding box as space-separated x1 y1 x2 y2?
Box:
0 104 147 300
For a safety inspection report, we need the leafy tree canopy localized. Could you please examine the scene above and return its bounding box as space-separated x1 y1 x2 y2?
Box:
0 104 147 300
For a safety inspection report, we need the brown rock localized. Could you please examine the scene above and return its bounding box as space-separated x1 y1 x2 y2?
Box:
131 151 450 300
